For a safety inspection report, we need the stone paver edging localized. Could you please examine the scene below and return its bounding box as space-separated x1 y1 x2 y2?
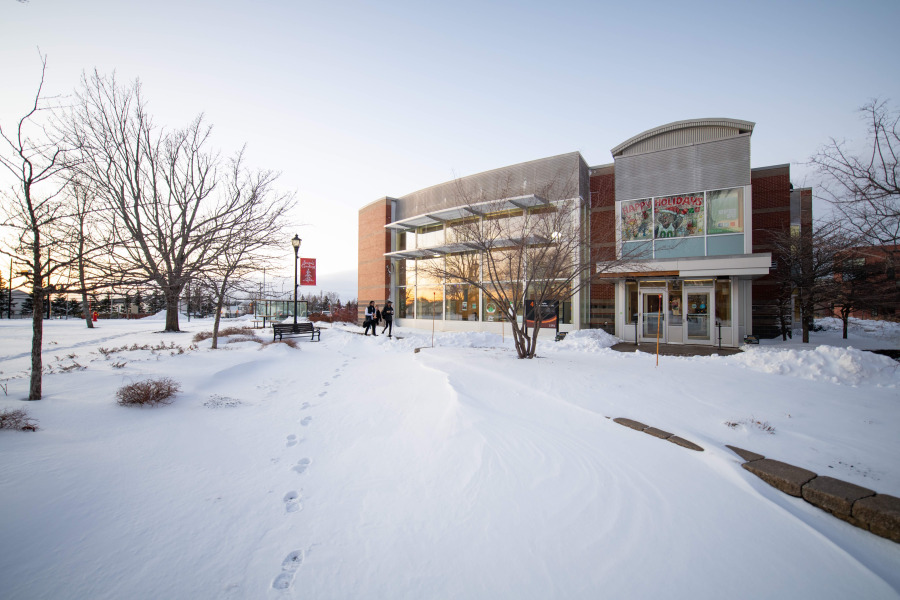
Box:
609 420 899 544
612 417 704 452
727 445 900 544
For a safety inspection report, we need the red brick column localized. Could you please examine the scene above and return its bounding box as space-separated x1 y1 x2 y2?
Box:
358 198 393 323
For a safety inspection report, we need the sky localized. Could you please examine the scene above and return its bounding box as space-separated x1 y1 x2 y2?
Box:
3 0 899 300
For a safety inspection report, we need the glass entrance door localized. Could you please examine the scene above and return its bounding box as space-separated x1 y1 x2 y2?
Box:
640 292 665 343
686 292 711 342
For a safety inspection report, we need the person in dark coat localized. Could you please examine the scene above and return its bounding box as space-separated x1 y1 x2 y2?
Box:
364 301 378 336
381 300 394 337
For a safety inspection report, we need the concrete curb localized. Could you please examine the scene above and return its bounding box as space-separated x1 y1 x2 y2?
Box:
726 446 899 544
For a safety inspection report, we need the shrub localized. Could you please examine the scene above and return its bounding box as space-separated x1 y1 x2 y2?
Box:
116 378 181 407
193 327 257 343
264 339 299 349
226 336 263 344
0 408 38 431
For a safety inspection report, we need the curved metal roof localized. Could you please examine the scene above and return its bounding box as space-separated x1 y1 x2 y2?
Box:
611 118 755 157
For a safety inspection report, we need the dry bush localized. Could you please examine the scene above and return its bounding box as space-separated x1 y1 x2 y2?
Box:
116 378 181 407
264 339 299 349
725 418 776 434
0 408 38 431
219 327 257 337
193 327 257 343
226 336 263 344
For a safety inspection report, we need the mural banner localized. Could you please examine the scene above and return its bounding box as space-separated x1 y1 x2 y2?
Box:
654 194 704 238
300 258 317 286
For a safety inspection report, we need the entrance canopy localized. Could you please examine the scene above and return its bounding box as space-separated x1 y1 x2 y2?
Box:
597 253 772 279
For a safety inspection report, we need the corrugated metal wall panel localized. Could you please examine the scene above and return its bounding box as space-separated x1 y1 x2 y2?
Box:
615 135 751 201
395 152 585 221
621 126 740 156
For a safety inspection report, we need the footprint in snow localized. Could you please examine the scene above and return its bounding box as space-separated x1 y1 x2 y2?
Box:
332 373 341 379
286 435 298 447
301 416 312 427
323 382 330 387
283 490 301 513
300 402 310 410
293 458 311 474
317 391 327 398
272 550 303 590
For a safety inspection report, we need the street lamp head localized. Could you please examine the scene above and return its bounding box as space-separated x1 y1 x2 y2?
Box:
291 234 301 249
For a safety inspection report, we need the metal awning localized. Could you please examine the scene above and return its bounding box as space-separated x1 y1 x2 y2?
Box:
384 194 551 231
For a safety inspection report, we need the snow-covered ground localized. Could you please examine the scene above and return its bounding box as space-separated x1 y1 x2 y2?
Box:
0 316 898 599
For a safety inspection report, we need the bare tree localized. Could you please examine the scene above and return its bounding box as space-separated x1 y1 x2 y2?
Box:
66 71 279 332
201 152 295 349
811 99 899 249
0 55 69 399
418 175 642 359
766 219 847 343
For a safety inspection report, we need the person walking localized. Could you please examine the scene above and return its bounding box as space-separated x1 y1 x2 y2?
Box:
381 300 394 337
363 301 378 336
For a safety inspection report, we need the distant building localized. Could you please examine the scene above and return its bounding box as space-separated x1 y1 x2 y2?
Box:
358 118 811 347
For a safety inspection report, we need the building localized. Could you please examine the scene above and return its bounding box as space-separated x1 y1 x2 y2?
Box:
358 118 811 347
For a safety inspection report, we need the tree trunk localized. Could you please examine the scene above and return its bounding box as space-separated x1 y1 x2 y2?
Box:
211 288 225 349
164 290 181 332
29 286 43 400
841 308 850 339
81 290 94 329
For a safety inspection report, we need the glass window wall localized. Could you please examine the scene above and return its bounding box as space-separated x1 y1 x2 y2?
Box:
417 223 444 249
395 287 413 318
667 280 683 326
625 281 638 324
715 279 731 327
707 188 744 234
445 284 479 321
416 287 443 320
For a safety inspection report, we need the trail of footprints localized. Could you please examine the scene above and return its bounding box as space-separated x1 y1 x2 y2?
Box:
271 357 352 591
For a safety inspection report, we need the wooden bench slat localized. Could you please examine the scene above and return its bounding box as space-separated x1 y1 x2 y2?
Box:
273 322 321 342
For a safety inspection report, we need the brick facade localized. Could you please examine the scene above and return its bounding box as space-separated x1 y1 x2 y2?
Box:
358 198 393 323
588 166 617 331
749 166 806 337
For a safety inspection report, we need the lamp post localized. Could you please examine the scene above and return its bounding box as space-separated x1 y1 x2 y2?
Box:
292 235 301 325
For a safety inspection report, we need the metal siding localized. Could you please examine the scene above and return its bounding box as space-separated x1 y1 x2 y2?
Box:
395 153 585 221
615 135 751 201
621 126 740 156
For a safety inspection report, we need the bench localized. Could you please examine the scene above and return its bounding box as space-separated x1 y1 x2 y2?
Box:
273 322 321 342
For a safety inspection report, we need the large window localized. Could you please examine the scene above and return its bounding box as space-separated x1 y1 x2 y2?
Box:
654 193 704 238
445 284 479 321
619 187 744 259
621 199 653 242
715 279 731 327
395 287 413 318
417 223 444 249
707 188 744 234
667 280 683 326
416 287 442 320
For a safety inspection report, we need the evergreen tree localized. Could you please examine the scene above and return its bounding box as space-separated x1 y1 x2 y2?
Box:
52 294 69 317
20 293 34 316
0 272 8 318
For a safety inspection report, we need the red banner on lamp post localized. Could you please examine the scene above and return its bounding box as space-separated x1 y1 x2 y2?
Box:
300 258 316 286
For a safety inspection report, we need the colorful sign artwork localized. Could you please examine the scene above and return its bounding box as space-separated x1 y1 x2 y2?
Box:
707 188 743 234
654 194 704 238
621 199 653 241
300 258 317 286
